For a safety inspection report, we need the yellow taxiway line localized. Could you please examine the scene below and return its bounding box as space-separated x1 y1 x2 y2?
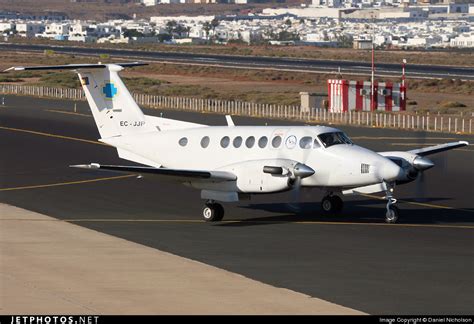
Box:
0 174 135 192
1 217 473 230
0 126 108 146
360 193 474 213
45 109 92 117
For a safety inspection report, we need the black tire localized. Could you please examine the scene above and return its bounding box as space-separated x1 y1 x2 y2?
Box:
202 203 224 222
321 196 334 214
385 205 400 224
331 196 344 213
214 203 225 221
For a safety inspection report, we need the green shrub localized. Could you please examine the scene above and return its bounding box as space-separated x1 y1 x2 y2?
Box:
39 72 80 88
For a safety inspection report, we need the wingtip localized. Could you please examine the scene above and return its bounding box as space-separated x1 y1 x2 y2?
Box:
2 66 21 72
2 67 12 73
70 163 100 169
459 141 469 146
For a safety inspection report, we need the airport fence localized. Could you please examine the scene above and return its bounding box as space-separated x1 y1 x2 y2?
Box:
0 84 472 134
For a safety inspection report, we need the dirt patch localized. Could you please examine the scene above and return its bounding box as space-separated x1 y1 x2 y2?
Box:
1 50 473 113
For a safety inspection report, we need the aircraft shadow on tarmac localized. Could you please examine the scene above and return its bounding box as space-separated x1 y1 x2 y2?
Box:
217 199 474 227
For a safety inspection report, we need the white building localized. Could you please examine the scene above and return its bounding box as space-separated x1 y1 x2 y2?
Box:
141 0 158 5
16 22 45 37
0 22 14 33
42 22 70 40
450 33 474 48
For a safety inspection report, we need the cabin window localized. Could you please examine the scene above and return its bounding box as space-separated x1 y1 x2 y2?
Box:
313 138 321 149
233 136 243 148
272 135 282 148
201 136 210 148
245 136 255 148
178 137 188 147
299 136 313 149
220 136 230 148
258 136 268 148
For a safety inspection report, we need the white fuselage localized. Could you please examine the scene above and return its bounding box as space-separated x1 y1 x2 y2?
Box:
103 125 402 194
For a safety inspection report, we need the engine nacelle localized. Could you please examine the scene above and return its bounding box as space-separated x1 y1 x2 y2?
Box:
218 159 297 193
380 151 434 184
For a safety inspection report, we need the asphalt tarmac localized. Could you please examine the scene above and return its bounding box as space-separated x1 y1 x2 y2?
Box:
0 95 473 314
1 43 473 80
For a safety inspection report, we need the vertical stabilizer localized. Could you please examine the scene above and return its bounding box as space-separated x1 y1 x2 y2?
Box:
78 64 154 138
4 62 157 139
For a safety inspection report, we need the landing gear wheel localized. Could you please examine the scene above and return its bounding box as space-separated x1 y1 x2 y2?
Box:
331 196 344 213
321 196 343 214
202 203 224 222
385 205 400 224
321 196 333 213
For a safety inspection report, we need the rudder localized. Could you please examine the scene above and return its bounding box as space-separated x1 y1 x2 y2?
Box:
78 64 154 138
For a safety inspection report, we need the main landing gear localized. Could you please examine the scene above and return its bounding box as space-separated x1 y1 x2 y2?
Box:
384 182 399 224
321 194 344 214
202 200 224 222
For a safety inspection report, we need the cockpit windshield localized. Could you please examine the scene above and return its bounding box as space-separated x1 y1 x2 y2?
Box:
318 132 353 148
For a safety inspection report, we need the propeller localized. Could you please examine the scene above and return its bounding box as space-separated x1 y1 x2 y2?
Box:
287 162 315 213
263 131 316 212
412 155 434 202
414 152 447 202
263 161 315 213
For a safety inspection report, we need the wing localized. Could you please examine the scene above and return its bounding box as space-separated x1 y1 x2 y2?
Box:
3 62 147 72
408 141 469 156
70 163 236 183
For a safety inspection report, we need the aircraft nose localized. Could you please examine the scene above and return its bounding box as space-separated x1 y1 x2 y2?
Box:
379 159 403 182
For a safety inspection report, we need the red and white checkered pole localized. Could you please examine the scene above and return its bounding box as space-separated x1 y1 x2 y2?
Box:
402 59 406 87
371 41 375 111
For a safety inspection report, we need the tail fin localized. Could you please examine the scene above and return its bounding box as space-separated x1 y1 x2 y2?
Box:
78 64 156 138
5 62 155 139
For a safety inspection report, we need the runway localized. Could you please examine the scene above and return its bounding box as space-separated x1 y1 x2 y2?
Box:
0 95 473 314
1 43 473 80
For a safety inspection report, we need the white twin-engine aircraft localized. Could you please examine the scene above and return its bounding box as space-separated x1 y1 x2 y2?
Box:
6 63 469 223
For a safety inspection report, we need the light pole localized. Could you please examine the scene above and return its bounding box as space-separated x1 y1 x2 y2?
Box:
370 17 376 111
402 58 407 88
371 39 375 111
401 58 407 111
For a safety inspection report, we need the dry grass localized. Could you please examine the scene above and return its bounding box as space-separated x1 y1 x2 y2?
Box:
1 50 472 114
0 0 291 21
12 36 474 67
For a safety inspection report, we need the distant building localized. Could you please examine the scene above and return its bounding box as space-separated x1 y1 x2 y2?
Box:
141 0 158 5
450 33 474 47
0 22 14 33
353 39 372 49
16 22 45 37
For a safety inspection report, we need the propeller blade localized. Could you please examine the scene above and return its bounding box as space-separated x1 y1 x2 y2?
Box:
414 170 426 202
287 177 302 213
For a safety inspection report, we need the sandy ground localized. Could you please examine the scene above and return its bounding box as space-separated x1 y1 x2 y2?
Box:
0 204 365 315
1 51 471 113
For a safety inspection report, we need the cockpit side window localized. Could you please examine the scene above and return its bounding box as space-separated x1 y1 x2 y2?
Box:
318 132 353 148
313 138 321 149
299 136 313 149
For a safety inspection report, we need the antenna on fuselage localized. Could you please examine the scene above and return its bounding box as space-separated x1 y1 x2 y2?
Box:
225 115 235 127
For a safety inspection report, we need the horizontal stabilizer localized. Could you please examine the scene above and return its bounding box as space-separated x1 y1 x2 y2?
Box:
3 62 147 72
70 163 237 182
408 141 469 156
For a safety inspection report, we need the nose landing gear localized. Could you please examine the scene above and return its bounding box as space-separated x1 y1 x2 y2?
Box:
384 182 399 223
